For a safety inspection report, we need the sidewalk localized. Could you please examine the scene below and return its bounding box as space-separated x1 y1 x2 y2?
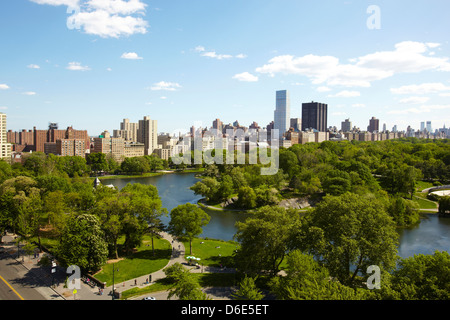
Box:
0 231 233 300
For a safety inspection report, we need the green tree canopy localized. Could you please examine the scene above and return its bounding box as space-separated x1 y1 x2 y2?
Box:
299 192 399 287
57 213 108 272
168 203 210 255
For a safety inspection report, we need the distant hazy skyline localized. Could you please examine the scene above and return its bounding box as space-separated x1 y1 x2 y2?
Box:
1 0 449 136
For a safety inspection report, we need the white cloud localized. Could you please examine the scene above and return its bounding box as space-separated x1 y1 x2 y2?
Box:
160 96 167 100
328 90 361 98
0 107 8 110
0 84 10 90
27 64 41 69
232 72 258 82
194 46 205 52
66 61 90 71
68 9 148 38
150 81 181 91
86 0 146 15
255 54 391 88
22 91 37 96
121 52 143 60
352 103 366 108
30 0 79 6
391 82 450 95
195 46 246 60
33 0 149 38
356 41 450 73
254 41 450 88
398 96 430 104
201 51 233 60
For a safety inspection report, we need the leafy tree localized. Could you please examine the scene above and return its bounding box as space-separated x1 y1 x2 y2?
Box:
438 196 450 216
236 186 257 209
386 196 420 226
234 206 301 276
94 195 129 258
163 263 208 300
217 175 234 202
231 276 265 300
299 193 399 287
87 152 109 174
270 250 366 300
168 203 210 255
43 190 68 237
57 213 108 272
391 251 450 300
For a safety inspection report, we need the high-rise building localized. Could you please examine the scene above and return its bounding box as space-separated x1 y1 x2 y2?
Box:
367 117 379 133
212 119 223 133
301 101 328 132
274 90 290 139
137 116 158 156
290 118 301 131
0 113 11 161
426 121 432 132
93 131 125 162
420 122 425 132
341 118 352 132
114 118 139 142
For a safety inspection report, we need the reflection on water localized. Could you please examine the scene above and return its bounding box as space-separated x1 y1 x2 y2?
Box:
396 214 450 258
104 173 450 255
103 173 248 241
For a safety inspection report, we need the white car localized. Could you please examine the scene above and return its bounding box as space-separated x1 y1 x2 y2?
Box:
143 296 156 300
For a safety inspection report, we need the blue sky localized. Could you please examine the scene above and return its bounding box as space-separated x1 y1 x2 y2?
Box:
1 0 449 136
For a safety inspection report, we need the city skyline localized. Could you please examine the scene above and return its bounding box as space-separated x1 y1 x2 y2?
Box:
1 1 450 136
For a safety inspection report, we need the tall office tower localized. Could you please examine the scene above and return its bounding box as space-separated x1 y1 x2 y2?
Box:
301 101 328 132
367 116 379 133
290 118 301 131
383 123 387 132
0 113 11 161
426 121 432 132
274 90 290 139
137 116 158 156
341 118 352 132
420 122 425 132
392 125 398 133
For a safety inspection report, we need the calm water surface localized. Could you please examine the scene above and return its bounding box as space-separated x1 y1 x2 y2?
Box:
104 172 450 258
104 172 248 241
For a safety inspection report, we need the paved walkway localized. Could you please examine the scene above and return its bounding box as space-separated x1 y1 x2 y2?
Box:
0 231 235 300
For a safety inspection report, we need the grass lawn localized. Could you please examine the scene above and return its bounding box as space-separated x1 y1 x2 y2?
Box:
94 235 172 286
412 195 438 210
415 180 435 192
182 238 240 268
120 272 238 300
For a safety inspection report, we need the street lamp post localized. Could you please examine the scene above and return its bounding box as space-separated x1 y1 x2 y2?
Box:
112 263 115 300
112 263 119 300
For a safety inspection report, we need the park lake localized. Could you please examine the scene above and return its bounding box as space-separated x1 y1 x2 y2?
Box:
102 172 450 259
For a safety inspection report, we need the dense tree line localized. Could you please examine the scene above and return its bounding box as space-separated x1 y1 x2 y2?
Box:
0 155 166 273
191 139 449 227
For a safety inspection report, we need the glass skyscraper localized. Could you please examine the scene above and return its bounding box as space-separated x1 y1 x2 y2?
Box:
274 90 290 139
